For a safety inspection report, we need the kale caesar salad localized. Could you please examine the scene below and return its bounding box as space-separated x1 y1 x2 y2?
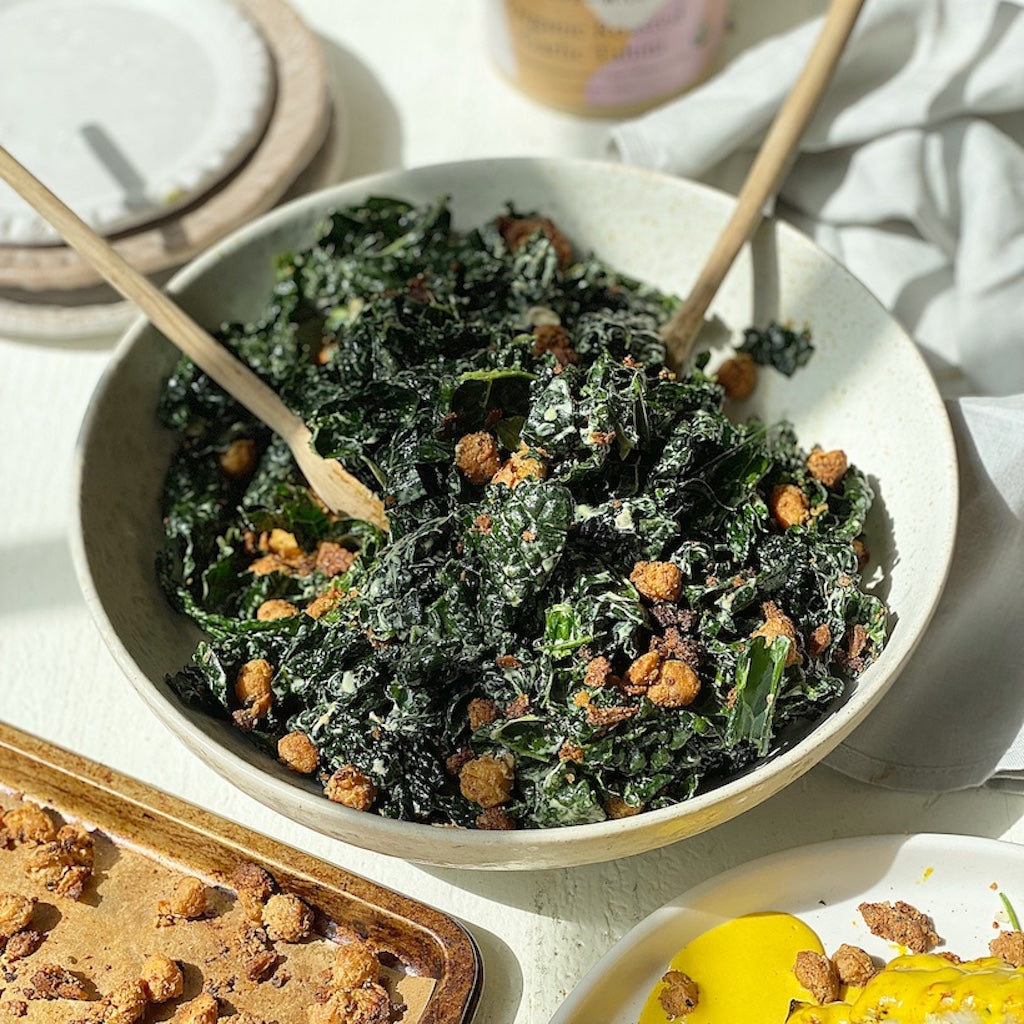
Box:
157 197 887 830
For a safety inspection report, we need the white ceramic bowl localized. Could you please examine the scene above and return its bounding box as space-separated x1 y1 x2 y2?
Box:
72 157 957 869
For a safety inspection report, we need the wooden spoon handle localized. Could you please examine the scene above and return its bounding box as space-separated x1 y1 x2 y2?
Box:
662 0 867 365
0 144 303 441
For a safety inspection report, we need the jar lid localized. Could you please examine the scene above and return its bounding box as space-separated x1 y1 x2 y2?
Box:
0 0 274 245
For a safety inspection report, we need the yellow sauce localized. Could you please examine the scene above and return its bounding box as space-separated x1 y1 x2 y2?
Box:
639 912 824 1024
787 953 1024 1023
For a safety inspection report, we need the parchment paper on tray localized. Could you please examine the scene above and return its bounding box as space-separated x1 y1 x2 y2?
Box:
0 722 478 1024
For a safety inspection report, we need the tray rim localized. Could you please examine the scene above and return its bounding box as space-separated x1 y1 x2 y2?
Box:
0 720 482 1024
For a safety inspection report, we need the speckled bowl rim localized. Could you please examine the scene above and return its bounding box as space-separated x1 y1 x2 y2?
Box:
70 156 958 870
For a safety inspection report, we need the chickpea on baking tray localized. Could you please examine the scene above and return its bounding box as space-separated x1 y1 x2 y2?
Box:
0 797 423 1024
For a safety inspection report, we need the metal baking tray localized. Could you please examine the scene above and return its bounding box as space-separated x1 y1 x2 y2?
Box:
0 721 481 1024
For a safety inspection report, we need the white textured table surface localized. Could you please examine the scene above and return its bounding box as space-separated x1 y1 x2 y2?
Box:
3 4 1024 1023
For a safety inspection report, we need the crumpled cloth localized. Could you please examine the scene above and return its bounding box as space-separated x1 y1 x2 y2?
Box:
609 0 1024 790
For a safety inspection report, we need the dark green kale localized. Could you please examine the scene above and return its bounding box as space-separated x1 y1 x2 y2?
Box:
738 320 815 376
156 198 888 830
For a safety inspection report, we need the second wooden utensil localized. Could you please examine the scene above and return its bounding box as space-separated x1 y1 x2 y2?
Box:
661 0 867 367
0 144 388 531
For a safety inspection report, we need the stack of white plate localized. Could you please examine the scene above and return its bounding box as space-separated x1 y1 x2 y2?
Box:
0 0 346 340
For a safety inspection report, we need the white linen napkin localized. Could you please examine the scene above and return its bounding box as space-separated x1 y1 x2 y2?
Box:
610 0 1024 790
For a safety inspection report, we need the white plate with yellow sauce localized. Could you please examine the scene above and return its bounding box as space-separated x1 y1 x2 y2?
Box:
551 833 1024 1024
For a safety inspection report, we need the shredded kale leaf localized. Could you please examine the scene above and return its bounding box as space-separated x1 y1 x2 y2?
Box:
738 321 815 376
156 197 888 829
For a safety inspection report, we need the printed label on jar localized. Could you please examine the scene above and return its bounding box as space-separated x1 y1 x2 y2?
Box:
488 0 727 116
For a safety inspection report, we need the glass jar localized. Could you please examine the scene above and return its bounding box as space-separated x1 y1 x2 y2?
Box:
487 0 728 117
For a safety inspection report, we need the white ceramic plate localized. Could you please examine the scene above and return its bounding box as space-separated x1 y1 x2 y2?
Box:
0 0 272 244
0 97 348 344
73 158 958 869
551 833 1024 1022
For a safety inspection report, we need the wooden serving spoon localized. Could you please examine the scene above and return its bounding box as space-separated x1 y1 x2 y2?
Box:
0 144 388 531
661 0 867 367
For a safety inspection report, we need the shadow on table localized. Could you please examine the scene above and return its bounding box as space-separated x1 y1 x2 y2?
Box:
317 36 403 179
418 849 700 928
0 536 82 616
461 921 523 1024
